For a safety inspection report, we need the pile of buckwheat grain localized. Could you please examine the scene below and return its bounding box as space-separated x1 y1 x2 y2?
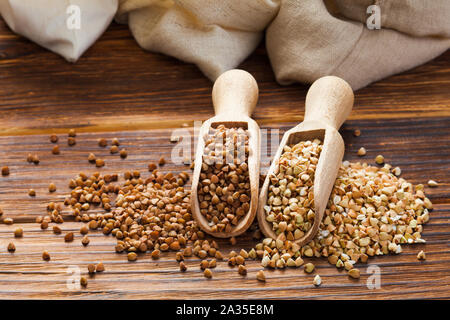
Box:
264 139 322 240
53 169 205 260
51 167 232 277
254 160 432 278
197 125 251 233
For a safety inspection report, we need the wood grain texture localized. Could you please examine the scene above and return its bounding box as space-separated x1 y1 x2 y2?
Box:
0 18 449 300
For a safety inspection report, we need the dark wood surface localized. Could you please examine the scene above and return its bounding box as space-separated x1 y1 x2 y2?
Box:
0 19 449 300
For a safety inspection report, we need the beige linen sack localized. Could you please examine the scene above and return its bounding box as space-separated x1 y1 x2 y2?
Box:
0 0 448 90
0 0 118 62
266 0 450 90
116 0 280 80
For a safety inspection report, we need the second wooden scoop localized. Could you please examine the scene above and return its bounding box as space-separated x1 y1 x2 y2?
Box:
258 76 354 246
191 69 260 238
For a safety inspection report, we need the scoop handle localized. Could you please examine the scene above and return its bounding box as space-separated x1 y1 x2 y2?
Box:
212 69 258 117
304 76 354 130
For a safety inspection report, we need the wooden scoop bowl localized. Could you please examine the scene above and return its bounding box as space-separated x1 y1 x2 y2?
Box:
191 69 261 238
258 76 354 246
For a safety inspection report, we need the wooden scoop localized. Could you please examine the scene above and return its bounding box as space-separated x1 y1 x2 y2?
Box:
258 76 354 246
191 69 260 238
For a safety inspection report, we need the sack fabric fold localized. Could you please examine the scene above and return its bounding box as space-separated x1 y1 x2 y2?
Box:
116 0 280 80
1 0 449 90
266 0 450 89
0 0 118 62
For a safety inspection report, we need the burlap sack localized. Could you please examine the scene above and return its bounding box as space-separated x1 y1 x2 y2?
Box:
266 0 450 89
1 0 449 89
116 0 280 80
0 0 118 62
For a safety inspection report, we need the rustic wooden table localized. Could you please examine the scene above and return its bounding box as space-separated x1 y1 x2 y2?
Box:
0 20 449 300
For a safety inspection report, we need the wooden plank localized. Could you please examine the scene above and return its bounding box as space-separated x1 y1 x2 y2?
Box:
0 21 449 136
0 118 449 299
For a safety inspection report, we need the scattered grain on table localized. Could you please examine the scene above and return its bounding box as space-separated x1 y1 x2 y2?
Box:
304 263 315 273
256 270 266 282
68 137 76 146
7 242 15 252
88 153 96 163
200 260 209 270
98 138 107 147
348 268 360 279
357 147 366 156
81 236 90 246
375 154 384 164
204 268 213 279
428 180 438 187
80 276 88 287
68 129 76 137
88 264 96 274
42 251 50 261
64 232 74 242
1 166 9 176
238 265 247 276
80 225 88 235
128 252 137 261
313 274 322 286
32 155 39 164
48 183 56 192
96 262 105 272
95 159 105 167
14 228 23 238
417 250 426 260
